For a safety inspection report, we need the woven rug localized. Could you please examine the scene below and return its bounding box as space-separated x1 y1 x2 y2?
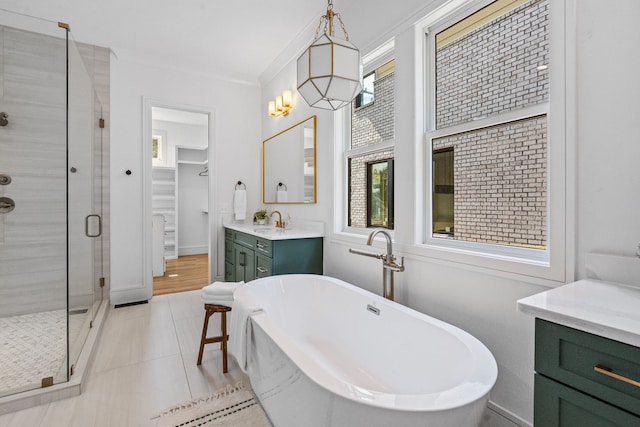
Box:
152 382 272 427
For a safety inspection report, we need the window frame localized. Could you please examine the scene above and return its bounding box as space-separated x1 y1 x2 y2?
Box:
151 129 167 166
366 158 394 229
432 147 454 236
416 0 572 283
344 140 395 232
355 71 376 109
339 41 396 237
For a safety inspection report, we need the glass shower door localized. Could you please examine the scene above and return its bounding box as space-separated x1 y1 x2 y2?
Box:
67 36 104 372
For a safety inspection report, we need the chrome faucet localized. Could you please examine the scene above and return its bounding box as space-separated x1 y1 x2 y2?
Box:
270 210 285 228
349 229 404 301
367 229 393 262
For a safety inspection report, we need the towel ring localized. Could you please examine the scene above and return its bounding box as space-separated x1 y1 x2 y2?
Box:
277 182 288 191
235 181 246 190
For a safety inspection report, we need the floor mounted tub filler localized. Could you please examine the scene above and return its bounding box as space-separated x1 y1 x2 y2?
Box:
229 274 497 427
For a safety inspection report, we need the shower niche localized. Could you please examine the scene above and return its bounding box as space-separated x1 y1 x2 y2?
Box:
0 13 110 411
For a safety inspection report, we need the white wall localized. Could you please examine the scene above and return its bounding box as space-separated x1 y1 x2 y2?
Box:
110 49 261 304
574 1 640 273
178 164 208 255
259 1 640 425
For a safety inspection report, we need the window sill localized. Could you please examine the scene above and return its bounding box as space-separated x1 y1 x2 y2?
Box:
353 100 375 111
330 228 395 245
329 229 565 288
408 242 566 288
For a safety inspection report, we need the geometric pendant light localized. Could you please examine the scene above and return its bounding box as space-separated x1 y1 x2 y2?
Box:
297 0 363 111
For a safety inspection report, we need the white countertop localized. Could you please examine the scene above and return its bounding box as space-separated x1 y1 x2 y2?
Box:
225 222 324 241
517 279 640 347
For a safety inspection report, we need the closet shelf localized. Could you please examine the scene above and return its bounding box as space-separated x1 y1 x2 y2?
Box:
152 166 177 260
177 160 207 165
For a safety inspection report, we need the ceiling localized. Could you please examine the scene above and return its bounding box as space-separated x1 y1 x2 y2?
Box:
0 0 326 82
1 0 434 83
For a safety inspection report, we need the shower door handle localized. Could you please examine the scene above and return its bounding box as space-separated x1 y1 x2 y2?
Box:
85 214 102 237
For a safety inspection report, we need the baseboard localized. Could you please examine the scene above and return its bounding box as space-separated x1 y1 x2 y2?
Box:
487 400 533 427
177 246 207 256
110 285 152 306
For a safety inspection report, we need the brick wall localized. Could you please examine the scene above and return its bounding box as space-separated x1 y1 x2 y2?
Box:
436 0 549 129
433 116 547 249
432 0 549 249
351 72 395 149
349 70 395 228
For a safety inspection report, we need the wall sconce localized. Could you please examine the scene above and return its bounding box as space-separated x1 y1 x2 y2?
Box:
268 90 292 117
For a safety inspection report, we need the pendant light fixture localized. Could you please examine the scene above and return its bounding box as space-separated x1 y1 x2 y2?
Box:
296 0 363 111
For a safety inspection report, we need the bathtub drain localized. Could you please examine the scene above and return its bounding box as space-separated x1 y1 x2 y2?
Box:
366 304 380 315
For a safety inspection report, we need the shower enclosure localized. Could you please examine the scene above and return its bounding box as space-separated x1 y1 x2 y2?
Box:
0 11 109 403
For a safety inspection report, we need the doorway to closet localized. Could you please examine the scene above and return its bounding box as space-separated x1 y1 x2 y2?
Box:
150 107 210 295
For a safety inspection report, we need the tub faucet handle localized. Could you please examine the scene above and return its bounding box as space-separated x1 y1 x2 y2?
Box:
385 256 405 272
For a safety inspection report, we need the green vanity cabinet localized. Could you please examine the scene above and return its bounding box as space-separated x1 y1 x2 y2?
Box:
234 243 256 282
224 229 235 281
224 227 323 282
534 319 640 426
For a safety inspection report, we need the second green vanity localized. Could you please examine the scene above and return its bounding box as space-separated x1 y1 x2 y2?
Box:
224 225 323 282
518 278 640 426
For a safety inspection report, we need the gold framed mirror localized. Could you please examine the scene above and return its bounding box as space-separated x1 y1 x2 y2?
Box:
262 116 316 204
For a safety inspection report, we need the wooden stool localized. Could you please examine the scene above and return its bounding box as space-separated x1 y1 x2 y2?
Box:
197 304 232 373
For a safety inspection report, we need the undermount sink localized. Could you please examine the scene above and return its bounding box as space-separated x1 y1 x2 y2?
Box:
253 227 282 234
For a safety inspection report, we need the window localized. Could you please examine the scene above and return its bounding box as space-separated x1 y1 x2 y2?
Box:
426 0 552 259
152 135 162 160
367 159 394 229
346 58 395 231
355 71 376 108
432 148 453 236
151 130 167 166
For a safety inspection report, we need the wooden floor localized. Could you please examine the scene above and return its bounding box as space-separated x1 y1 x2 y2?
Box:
153 254 210 296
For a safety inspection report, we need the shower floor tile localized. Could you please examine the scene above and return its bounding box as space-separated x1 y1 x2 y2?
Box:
0 310 87 397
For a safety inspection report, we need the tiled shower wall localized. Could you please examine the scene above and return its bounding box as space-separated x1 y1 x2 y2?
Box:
0 25 110 317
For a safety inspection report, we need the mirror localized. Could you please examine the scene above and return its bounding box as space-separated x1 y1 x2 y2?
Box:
263 116 316 204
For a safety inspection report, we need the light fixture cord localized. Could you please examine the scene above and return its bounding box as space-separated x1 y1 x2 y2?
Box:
313 0 350 41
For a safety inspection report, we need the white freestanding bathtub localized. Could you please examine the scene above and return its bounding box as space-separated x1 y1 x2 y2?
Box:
230 274 497 427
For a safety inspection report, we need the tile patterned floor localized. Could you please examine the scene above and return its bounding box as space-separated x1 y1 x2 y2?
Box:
0 310 88 397
0 291 247 427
